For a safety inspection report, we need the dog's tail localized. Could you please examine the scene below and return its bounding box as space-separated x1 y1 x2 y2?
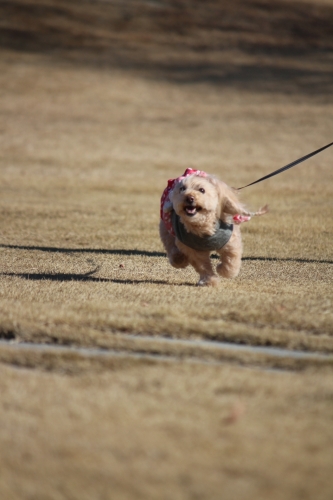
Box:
232 205 268 225
250 204 269 217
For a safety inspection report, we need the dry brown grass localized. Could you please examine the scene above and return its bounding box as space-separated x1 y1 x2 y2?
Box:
1 358 333 500
0 54 332 352
0 0 333 498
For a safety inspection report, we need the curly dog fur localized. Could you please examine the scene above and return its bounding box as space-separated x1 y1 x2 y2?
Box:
160 173 265 287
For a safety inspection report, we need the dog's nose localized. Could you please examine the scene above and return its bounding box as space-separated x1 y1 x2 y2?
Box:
186 195 194 204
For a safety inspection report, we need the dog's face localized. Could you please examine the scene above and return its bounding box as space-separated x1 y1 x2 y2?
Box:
170 174 248 235
171 175 219 223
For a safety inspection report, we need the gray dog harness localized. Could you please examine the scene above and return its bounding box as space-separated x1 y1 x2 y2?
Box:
171 211 233 252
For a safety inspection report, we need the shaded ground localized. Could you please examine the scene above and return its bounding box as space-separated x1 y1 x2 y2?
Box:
1 0 333 96
0 1 333 499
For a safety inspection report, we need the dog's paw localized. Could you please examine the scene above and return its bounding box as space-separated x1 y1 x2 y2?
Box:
197 276 220 287
216 262 240 279
169 251 189 269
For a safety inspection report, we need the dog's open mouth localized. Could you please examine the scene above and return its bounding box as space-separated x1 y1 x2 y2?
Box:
184 205 201 217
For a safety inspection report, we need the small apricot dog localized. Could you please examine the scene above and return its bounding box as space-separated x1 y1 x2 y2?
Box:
160 168 267 286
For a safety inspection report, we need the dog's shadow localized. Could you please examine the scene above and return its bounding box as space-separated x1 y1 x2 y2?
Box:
241 256 333 264
0 244 166 258
1 271 195 287
1 244 332 265
1 244 332 286
0 244 179 285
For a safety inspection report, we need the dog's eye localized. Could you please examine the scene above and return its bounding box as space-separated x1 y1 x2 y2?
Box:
199 188 205 194
180 186 186 192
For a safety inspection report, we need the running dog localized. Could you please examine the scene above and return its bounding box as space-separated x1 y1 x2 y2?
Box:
160 169 267 286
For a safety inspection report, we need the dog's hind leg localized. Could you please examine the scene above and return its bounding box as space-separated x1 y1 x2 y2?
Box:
159 220 189 268
216 228 242 279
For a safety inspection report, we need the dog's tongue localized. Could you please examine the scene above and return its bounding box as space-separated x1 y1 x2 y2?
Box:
186 207 196 215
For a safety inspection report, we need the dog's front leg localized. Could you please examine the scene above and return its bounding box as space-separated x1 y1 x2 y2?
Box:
159 220 189 269
194 256 219 287
176 241 219 287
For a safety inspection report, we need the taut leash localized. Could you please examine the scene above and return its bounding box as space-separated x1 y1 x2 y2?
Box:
237 141 333 190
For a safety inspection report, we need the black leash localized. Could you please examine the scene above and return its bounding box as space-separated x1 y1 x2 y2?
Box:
237 141 333 190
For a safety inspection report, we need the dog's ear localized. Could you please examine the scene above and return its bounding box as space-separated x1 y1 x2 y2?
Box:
222 187 248 216
209 177 249 219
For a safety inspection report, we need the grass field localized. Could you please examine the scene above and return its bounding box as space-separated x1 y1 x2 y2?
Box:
0 1 333 498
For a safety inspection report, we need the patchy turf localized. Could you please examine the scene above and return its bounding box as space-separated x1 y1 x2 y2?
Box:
0 0 333 498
